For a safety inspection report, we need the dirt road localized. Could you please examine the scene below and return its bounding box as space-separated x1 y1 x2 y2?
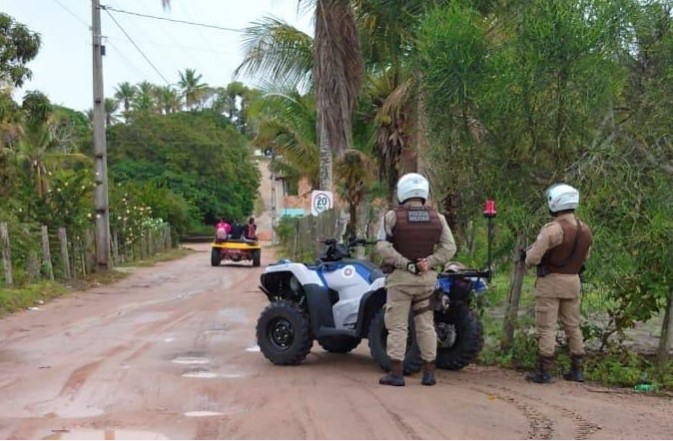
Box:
0 244 671 440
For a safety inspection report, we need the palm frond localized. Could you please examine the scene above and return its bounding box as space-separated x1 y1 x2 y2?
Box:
235 17 314 92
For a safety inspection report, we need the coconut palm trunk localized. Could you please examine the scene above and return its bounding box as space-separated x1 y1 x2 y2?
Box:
313 0 363 190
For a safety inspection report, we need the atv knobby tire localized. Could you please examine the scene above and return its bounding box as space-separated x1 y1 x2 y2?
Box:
256 300 312 365
368 308 422 375
251 249 261 267
317 336 362 353
435 302 483 371
210 248 221 267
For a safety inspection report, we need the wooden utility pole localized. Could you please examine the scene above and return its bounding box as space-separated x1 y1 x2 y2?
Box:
91 0 111 271
270 152 278 245
0 223 12 285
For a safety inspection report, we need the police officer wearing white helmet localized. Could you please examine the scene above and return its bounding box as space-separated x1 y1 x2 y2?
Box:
376 173 456 386
522 183 593 384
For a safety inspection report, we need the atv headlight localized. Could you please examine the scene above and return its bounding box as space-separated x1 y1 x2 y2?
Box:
289 276 301 294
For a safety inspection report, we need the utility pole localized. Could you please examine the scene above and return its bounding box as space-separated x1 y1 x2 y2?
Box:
270 151 277 245
92 0 111 270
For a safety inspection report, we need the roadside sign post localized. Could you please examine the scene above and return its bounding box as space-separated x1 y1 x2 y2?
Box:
311 191 333 216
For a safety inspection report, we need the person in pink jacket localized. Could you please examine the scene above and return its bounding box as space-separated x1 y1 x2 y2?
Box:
215 218 231 241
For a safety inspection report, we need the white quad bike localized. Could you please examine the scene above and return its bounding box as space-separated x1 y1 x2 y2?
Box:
256 237 491 374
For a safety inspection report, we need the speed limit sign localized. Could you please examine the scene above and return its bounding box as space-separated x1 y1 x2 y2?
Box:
311 191 333 216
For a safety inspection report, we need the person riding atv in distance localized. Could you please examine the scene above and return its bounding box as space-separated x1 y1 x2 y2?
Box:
245 217 257 240
215 218 231 243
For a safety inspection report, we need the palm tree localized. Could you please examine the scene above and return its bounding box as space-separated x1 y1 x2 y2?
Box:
177 68 208 110
232 3 363 192
251 90 320 187
313 0 363 192
13 92 87 197
236 1 424 202
154 85 181 114
133 81 157 112
104 98 119 126
114 81 137 117
353 0 438 204
334 149 374 238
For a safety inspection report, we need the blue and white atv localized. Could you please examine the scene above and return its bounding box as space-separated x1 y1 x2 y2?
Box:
256 237 490 374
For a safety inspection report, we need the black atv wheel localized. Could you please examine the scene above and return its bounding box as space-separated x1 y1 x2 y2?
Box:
210 248 221 267
256 300 313 365
435 302 484 371
251 249 261 267
317 336 362 353
367 308 422 375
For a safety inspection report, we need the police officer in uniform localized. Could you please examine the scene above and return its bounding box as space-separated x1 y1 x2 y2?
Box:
376 173 456 386
523 183 592 384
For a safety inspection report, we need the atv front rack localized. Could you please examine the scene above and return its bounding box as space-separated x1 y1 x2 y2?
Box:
437 269 491 281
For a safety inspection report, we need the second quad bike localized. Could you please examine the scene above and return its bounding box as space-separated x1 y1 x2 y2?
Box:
211 236 261 267
255 236 491 374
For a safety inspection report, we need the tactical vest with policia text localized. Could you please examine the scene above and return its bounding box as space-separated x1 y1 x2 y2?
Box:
538 216 592 276
389 206 442 261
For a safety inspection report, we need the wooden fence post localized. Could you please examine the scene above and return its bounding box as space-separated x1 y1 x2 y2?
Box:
71 236 80 278
657 291 673 370
41 225 54 280
140 230 147 260
501 255 526 351
0 222 13 285
85 229 95 274
57 227 72 281
111 231 119 266
148 229 154 256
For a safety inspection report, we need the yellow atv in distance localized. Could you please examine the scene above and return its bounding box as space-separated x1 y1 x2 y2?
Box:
211 235 261 267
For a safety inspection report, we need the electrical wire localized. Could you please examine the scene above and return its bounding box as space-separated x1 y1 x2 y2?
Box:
133 0 205 78
100 5 241 33
103 8 171 85
106 40 152 80
50 0 90 27
173 0 217 53
104 36 235 55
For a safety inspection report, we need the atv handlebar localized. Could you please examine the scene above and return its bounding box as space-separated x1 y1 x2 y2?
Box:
438 269 492 280
319 238 377 248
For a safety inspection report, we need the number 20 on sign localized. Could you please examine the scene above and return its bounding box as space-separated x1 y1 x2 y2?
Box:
311 191 333 216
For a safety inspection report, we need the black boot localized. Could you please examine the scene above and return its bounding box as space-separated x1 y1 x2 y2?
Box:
563 355 585 382
526 355 554 384
421 361 436 386
379 360 405 386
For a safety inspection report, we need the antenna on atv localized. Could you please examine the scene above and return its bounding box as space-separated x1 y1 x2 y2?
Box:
483 200 497 281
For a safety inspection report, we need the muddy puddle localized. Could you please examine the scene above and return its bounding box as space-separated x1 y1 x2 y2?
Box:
43 429 166 440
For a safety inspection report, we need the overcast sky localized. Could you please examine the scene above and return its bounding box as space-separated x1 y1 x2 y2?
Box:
0 0 313 112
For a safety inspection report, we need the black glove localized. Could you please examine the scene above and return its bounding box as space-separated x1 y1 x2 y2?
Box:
518 248 527 262
406 260 420 275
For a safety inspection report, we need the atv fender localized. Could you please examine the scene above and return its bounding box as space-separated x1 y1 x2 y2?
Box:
355 288 387 338
259 270 335 335
304 284 336 333
259 267 323 302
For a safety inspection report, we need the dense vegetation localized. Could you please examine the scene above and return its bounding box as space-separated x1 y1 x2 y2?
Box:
0 12 260 251
2 0 672 386
235 0 673 383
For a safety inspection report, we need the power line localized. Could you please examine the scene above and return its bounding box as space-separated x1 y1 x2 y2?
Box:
106 40 153 80
50 0 89 28
103 8 171 85
100 5 241 33
133 0 205 77
104 36 235 55
174 0 217 53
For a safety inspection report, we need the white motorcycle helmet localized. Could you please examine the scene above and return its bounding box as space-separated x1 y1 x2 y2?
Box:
397 173 429 204
546 183 579 213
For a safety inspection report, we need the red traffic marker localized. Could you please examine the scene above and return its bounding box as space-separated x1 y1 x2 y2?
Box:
484 200 497 218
